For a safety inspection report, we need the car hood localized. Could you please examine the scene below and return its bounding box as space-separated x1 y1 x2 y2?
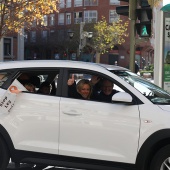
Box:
158 105 170 112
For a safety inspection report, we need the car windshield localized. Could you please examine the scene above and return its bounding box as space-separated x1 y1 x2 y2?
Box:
112 70 170 105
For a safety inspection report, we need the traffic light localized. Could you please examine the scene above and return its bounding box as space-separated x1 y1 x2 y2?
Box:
136 23 151 37
116 0 137 20
136 0 152 37
116 6 129 16
139 0 150 8
116 0 129 17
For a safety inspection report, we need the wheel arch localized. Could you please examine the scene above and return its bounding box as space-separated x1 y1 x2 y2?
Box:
136 129 170 170
0 124 15 159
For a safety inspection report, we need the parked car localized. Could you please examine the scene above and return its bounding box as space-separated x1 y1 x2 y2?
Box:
0 60 170 170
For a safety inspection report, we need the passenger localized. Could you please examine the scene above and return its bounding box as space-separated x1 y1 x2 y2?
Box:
90 75 102 100
98 79 119 102
37 82 51 95
67 75 92 100
90 75 101 90
18 73 30 85
24 83 36 93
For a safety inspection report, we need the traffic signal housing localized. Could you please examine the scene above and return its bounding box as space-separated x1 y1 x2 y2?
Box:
116 0 129 17
139 0 150 8
115 0 137 20
136 1 152 37
116 0 152 37
116 6 129 16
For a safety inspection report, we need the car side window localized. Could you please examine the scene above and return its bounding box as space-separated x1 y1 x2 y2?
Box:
67 72 124 103
16 70 59 96
0 71 13 87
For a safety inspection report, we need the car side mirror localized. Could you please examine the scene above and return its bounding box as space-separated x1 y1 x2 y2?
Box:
112 92 132 103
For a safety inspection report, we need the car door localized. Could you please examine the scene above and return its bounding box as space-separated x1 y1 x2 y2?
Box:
2 68 62 154
59 70 140 164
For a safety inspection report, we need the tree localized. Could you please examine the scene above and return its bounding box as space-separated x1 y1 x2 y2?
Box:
89 17 129 63
0 0 59 39
148 0 163 7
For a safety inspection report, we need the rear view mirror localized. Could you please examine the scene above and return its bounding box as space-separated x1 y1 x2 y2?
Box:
112 92 132 103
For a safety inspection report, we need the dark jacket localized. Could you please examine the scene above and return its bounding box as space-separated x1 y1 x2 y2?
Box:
68 82 87 100
98 90 119 102
135 63 139 73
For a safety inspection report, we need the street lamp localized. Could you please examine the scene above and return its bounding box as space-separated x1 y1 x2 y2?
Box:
80 31 93 40
67 29 93 59
87 32 93 39
67 31 74 39
68 31 93 40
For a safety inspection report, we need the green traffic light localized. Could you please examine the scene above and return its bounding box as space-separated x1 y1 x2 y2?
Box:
141 25 148 36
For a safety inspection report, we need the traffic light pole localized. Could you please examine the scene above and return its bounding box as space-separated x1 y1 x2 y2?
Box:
129 0 137 72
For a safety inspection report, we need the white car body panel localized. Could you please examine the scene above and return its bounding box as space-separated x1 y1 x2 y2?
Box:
59 97 140 163
1 92 60 154
158 105 170 111
138 104 170 150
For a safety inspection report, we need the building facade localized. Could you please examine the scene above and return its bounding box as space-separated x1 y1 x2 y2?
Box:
0 34 17 61
24 0 154 68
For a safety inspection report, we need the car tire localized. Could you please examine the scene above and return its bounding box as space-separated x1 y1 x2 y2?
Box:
0 137 10 170
150 145 170 170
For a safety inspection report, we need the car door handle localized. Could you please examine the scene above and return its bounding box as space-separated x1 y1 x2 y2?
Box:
63 110 82 116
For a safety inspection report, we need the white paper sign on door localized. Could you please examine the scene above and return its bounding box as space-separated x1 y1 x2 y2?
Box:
0 79 27 114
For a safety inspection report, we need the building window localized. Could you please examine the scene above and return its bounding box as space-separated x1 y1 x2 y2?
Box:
109 10 119 23
74 0 82 7
42 31 48 41
24 33 28 42
60 0 65 8
4 38 11 56
110 0 120 5
84 0 98 6
50 14 55 26
58 13 64 25
84 10 97 23
74 12 83 24
66 0 71 8
42 15 48 26
32 19 36 27
30 31 36 42
66 13 71 25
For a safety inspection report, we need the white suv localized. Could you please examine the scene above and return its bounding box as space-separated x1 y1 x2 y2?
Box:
0 60 170 170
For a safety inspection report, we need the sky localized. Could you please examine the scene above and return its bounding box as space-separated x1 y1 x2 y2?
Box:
163 0 169 6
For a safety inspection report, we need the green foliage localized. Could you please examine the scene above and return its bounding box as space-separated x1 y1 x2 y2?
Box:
148 0 162 7
145 64 154 71
140 70 153 76
140 64 154 78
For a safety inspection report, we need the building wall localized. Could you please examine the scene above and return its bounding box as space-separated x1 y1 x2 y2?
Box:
24 0 153 68
13 37 18 59
0 34 19 61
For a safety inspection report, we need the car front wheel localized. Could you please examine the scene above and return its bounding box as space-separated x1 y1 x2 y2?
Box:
0 137 10 170
150 145 170 170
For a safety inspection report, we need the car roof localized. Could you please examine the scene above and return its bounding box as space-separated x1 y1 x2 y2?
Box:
0 60 129 71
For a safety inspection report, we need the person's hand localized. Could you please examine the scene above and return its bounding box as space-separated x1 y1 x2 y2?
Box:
91 75 100 85
67 74 75 85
